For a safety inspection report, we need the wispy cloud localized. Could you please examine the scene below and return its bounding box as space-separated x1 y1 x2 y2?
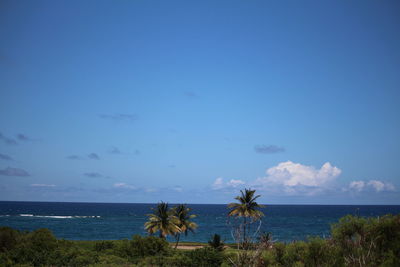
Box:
0 167 30 177
0 153 13 161
31 184 56 187
16 133 34 142
347 180 395 193
254 145 285 154
173 186 183 192
108 147 121 154
113 183 137 190
212 177 245 190
88 153 100 160
99 113 137 122
83 172 103 178
66 155 81 160
183 91 198 98
0 133 17 145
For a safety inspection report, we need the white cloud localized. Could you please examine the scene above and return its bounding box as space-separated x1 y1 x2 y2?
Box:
212 177 245 190
113 183 136 190
255 161 341 193
227 179 245 187
209 161 396 198
348 180 395 192
173 186 183 192
145 187 158 193
212 177 224 190
349 181 365 192
368 180 395 192
31 184 56 187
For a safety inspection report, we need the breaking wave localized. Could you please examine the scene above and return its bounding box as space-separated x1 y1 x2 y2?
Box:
17 214 100 219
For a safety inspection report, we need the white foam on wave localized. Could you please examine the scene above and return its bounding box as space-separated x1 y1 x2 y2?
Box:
36 215 74 219
16 214 100 219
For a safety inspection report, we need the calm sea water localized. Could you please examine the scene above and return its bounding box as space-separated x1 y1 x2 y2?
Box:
0 201 399 243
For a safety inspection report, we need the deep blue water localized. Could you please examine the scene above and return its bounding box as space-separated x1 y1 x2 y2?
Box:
0 201 399 243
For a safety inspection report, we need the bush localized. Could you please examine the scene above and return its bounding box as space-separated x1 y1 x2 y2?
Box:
130 235 170 258
188 247 223 267
11 228 59 266
304 237 342 267
0 253 13 267
96 254 131 265
138 251 192 267
273 242 286 265
282 241 307 266
0 227 20 252
94 240 115 252
331 214 400 266
55 246 99 266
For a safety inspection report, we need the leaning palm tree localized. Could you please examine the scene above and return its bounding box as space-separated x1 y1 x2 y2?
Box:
228 188 264 243
144 202 180 239
172 204 198 248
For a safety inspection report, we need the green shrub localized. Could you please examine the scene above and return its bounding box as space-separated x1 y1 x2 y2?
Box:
0 253 13 267
331 214 400 266
282 241 307 266
94 240 115 252
97 254 130 265
130 235 170 258
304 237 342 267
0 227 20 252
273 242 286 265
163 252 192 267
380 250 400 267
11 228 59 266
113 235 170 263
138 251 192 267
113 239 132 259
188 247 223 267
260 249 278 266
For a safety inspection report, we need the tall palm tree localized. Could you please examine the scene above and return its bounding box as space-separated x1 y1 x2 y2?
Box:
228 188 264 242
172 204 198 248
144 202 180 239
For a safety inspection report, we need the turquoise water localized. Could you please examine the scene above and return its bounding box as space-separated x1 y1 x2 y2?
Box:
1 201 399 243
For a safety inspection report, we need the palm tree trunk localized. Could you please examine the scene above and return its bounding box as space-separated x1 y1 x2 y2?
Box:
174 234 181 249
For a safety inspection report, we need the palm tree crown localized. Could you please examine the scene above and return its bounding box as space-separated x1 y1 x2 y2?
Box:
172 204 197 248
173 204 198 235
144 202 180 238
228 188 264 220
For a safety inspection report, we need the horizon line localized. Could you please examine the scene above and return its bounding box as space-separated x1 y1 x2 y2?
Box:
1 200 399 206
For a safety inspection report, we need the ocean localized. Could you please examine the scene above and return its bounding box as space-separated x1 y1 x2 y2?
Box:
0 201 399 243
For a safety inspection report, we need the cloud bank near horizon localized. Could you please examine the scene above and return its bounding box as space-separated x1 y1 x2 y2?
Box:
211 161 395 198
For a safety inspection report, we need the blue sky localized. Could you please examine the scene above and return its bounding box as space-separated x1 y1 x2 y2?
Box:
0 0 399 204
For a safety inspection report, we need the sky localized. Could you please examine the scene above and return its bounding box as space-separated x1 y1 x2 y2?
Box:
0 0 399 204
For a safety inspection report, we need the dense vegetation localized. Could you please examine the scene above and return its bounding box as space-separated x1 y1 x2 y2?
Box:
0 214 399 266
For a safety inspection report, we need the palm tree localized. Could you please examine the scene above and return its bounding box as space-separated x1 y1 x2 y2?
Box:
172 204 198 248
144 202 180 239
228 188 264 243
